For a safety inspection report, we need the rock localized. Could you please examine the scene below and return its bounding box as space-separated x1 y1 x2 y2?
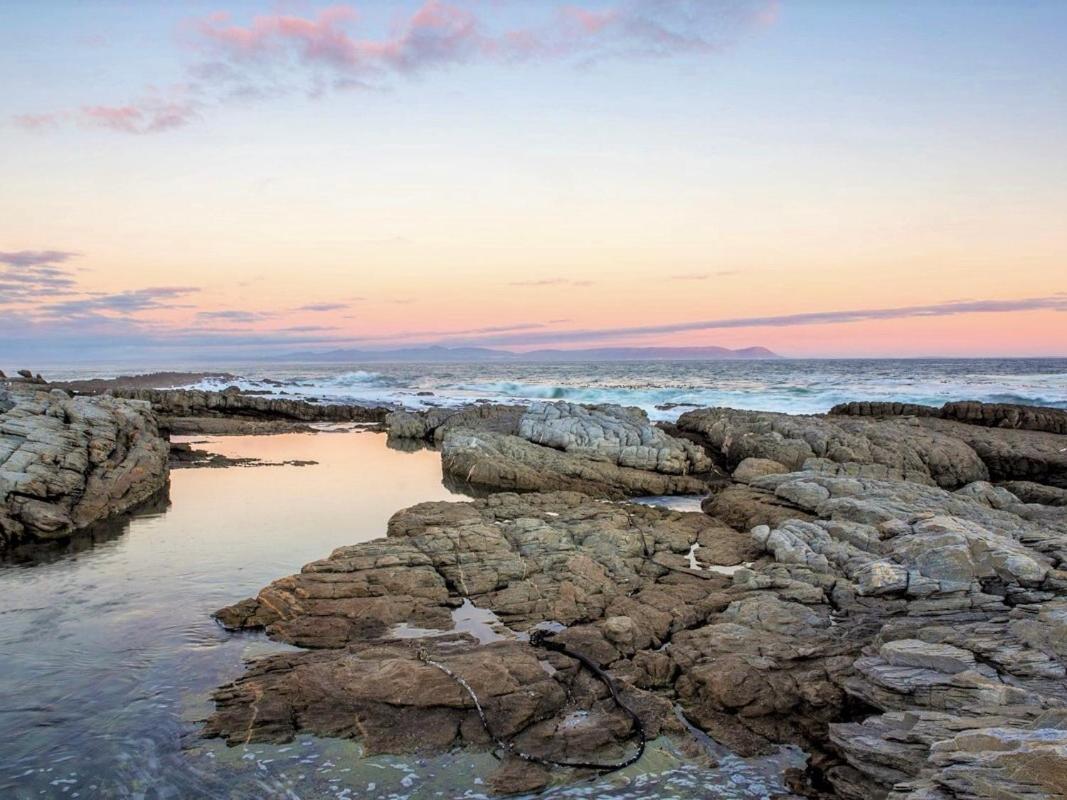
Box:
109 388 388 429
831 399 1067 436
487 758 552 795
1000 481 1067 507
441 430 708 499
203 402 1067 799
676 407 989 489
918 418 1067 488
829 401 940 418
702 483 816 531
732 457 789 483
707 466 1067 798
1 389 169 548
941 401 1067 435
519 401 711 475
825 400 1067 487
385 404 524 443
207 492 747 773
215 491 752 643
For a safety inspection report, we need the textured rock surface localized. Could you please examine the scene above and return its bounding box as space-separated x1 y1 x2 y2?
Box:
0 387 169 548
384 404 524 443
694 468 1067 799
205 400 1067 798
208 492 755 781
441 430 709 498
677 405 1067 490
519 401 711 475
917 417 1067 488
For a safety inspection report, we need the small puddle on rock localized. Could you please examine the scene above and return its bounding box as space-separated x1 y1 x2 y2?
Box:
630 496 704 513
388 599 523 645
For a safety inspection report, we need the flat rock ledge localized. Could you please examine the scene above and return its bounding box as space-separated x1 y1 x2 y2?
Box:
110 387 389 435
0 386 169 549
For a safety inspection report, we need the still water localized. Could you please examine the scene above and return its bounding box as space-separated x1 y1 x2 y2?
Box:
0 431 800 799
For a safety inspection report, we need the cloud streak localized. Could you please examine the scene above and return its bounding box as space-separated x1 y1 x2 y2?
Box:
0 250 80 267
432 296 1067 347
38 287 200 318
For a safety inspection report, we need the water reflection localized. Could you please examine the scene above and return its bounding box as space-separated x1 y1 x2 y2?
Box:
0 431 464 799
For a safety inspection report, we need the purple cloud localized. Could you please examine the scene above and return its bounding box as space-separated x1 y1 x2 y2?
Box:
0 250 80 267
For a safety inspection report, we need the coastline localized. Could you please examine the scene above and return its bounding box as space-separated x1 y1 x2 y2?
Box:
2 371 1067 798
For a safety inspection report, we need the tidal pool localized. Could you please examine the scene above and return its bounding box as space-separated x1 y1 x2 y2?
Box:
0 430 803 799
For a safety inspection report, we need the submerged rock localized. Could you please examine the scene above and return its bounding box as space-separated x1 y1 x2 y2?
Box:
0 388 169 548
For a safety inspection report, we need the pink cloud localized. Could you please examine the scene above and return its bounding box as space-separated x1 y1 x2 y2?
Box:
13 1 778 135
12 112 67 131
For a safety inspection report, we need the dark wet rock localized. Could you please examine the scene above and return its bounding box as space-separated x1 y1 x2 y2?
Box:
1000 480 1067 507
832 399 1067 436
829 401 940 418
1 388 169 548
44 371 238 394
487 758 552 795
168 442 317 469
441 430 709 499
163 417 320 436
917 418 1067 488
110 387 388 431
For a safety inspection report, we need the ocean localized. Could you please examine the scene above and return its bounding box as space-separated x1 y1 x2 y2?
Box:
50 357 1067 418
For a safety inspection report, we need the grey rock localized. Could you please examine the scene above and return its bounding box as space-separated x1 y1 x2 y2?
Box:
676 407 989 488
441 429 708 499
519 401 711 475
732 457 789 483
1 389 169 548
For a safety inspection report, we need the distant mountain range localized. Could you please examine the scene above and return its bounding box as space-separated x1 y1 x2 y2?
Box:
273 345 780 362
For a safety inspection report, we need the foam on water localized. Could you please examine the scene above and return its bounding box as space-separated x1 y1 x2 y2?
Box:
169 358 1067 420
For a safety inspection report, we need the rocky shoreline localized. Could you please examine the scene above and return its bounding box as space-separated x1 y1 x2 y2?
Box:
3 373 1065 798
209 396 1067 797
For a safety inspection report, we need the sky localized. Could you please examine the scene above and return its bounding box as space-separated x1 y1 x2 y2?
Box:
1 0 1066 363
